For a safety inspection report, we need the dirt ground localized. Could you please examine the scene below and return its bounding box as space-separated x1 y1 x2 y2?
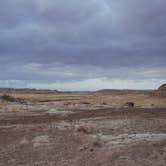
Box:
0 92 166 166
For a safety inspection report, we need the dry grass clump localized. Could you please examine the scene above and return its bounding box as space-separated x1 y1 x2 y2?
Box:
11 107 20 112
101 102 107 105
76 122 97 134
0 94 16 102
0 94 26 104
92 134 102 148
123 102 135 108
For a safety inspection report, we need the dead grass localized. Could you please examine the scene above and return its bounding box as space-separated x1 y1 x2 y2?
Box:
0 92 166 108
76 122 97 134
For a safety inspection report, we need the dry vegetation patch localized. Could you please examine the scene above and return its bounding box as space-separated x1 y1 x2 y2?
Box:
75 122 97 134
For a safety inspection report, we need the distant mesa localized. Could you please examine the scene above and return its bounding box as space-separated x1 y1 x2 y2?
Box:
158 84 166 91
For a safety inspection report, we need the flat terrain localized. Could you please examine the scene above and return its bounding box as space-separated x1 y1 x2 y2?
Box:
0 92 166 166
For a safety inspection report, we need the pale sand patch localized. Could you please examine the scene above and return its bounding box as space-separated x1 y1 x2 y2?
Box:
32 135 50 148
50 121 73 130
46 108 74 115
91 133 166 147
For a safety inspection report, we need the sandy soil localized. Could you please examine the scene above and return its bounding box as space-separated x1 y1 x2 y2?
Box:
0 93 166 166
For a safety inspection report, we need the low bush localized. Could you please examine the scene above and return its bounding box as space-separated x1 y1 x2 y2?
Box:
0 94 16 102
123 102 135 108
102 102 107 105
76 122 96 134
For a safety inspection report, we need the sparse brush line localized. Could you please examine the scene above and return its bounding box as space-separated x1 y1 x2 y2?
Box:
38 98 80 102
0 108 166 126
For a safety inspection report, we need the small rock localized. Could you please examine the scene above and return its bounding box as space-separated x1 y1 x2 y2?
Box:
32 135 50 148
90 148 94 152
20 137 29 145
79 146 88 152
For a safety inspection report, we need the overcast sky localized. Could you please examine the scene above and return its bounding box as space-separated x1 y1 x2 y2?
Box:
0 0 166 91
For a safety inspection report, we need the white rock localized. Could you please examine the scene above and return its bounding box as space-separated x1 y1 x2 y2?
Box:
46 108 73 115
32 135 50 148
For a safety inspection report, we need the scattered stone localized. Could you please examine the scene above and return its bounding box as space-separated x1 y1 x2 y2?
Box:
79 146 88 152
32 135 50 148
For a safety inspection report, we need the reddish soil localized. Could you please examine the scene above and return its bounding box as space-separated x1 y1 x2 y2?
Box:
0 107 166 166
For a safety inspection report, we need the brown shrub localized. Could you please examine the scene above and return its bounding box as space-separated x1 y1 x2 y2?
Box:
124 102 135 108
76 123 96 134
0 94 16 102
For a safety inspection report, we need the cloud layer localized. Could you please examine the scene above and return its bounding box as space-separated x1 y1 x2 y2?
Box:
0 0 166 90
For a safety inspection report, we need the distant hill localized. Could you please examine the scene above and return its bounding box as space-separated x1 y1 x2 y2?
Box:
0 88 59 94
95 89 152 95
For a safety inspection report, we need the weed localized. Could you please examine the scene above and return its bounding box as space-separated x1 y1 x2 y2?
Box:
76 122 96 134
0 94 16 102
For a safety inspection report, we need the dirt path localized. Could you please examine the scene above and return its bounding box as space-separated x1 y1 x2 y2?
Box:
0 108 166 126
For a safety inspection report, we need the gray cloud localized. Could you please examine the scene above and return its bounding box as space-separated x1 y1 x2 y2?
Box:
0 0 166 89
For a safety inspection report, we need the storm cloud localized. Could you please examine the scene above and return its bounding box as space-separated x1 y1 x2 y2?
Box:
0 0 166 90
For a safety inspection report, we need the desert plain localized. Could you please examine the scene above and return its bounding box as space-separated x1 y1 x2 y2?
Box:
0 86 166 166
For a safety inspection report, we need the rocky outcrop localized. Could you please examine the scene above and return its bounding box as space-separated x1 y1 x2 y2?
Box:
158 84 166 91
153 84 166 97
